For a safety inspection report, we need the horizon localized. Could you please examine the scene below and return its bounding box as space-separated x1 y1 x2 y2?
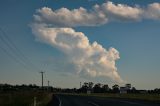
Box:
0 0 160 90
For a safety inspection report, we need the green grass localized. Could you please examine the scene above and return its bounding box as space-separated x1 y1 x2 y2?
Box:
0 91 52 106
58 93 160 102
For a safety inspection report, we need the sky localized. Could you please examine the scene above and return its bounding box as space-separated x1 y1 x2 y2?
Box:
0 0 160 89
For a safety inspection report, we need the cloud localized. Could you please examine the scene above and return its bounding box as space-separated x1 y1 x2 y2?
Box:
34 1 160 27
144 3 160 20
31 23 123 82
31 1 160 83
34 7 107 27
100 1 143 21
102 2 160 21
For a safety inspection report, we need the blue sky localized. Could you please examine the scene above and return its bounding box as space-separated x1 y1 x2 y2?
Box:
0 0 160 89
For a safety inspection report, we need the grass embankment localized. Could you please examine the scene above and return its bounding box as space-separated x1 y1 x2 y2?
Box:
59 93 160 102
0 91 52 106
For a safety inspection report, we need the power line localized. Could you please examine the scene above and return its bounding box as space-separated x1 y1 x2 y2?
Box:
0 29 26 62
0 27 40 72
0 28 39 70
0 46 30 70
0 33 31 71
0 27 52 87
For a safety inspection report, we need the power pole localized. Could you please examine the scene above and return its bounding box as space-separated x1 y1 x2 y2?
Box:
40 71 45 88
47 80 50 91
80 82 81 88
48 80 50 87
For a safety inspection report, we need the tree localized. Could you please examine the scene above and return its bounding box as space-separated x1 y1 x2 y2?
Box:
112 84 119 93
102 84 110 92
130 87 137 93
93 83 102 93
88 82 94 90
80 82 89 93
154 88 160 94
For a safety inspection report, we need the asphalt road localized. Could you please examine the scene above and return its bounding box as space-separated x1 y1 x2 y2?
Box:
51 94 160 106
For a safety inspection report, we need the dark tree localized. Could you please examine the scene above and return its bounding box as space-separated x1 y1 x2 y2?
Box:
112 84 119 93
80 82 89 93
93 83 102 93
102 84 110 93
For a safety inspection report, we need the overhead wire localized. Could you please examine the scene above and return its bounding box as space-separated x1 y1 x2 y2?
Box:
0 46 30 70
0 27 40 72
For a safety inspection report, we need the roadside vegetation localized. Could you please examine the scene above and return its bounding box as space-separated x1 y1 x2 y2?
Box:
0 84 53 106
55 82 160 102
0 91 52 106
1 82 160 105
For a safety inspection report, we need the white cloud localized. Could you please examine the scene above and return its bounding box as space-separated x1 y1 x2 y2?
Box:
34 7 107 27
145 3 160 20
34 1 160 27
101 1 143 21
31 1 160 83
31 23 123 83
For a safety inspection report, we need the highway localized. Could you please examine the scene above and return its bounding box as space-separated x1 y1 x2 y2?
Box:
49 94 160 106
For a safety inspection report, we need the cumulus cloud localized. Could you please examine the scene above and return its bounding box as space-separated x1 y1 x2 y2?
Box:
31 1 160 83
144 3 160 20
100 1 143 21
34 1 160 27
34 7 107 27
31 23 123 82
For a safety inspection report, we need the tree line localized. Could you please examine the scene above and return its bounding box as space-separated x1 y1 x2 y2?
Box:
1 83 160 94
57 82 160 94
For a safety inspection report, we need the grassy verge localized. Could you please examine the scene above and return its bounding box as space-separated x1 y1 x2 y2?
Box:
0 91 52 106
58 93 160 102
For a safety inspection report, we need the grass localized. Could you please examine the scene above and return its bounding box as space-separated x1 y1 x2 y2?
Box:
58 93 160 102
0 91 52 106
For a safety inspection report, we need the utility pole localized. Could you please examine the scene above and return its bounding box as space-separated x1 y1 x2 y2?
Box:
48 80 50 87
40 71 45 88
47 80 50 91
80 82 81 88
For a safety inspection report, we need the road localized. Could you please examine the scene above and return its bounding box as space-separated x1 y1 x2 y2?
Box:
49 94 160 106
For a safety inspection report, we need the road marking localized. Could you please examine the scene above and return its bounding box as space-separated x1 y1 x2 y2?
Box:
55 95 62 106
59 98 62 106
105 98 145 106
88 101 99 106
120 100 144 105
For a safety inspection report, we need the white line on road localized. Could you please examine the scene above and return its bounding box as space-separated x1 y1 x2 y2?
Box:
106 98 145 106
120 100 144 106
55 95 62 106
88 101 99 106
59 98 62 106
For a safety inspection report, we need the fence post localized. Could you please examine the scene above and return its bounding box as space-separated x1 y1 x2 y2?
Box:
34 97 37 106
